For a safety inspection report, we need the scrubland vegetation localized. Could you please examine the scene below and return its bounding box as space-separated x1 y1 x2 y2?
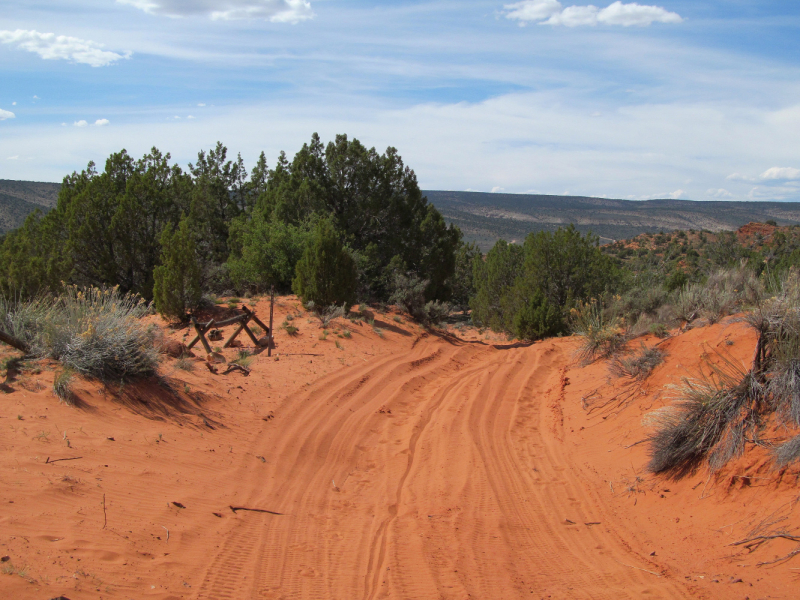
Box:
2 135 800 476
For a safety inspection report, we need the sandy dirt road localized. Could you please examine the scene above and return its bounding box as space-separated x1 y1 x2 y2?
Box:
194 335 690 600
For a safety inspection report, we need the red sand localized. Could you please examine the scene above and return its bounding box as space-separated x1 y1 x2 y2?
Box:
1 298 798 599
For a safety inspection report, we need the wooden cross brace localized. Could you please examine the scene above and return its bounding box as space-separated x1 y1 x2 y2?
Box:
187 306 271 354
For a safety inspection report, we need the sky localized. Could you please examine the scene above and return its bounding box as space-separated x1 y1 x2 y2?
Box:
1 0 799 202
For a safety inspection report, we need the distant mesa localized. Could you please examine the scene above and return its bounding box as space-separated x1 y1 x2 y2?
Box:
423 190 800 250
2 179 800 246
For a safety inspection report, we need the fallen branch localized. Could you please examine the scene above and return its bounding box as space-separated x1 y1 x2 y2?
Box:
222 363 250 376
229 505 283 515
162 526 170 542
46 456 83 464
0 329 29 353
756 547 800 567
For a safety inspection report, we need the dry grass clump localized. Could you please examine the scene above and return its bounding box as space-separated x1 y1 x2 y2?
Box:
674 265 762 325
53 367 77 405
306 301 346 327
609 343 665 380
571 299 627 364
1 285 158 381
648 362 763 478
649 272 800 477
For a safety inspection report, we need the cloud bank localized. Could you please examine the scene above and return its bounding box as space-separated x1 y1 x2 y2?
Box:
116 0 313 23
504 0 682 27
0 108 15 121
0 29 131 67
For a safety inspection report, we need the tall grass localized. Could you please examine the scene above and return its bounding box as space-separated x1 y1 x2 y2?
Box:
1 285 158 381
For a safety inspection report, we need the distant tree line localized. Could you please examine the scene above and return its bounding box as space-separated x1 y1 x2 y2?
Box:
1 132 710 340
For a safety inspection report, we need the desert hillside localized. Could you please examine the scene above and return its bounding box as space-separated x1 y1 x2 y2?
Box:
1 296 797 599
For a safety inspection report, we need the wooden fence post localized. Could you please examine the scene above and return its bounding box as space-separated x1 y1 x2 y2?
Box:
268 287 275 357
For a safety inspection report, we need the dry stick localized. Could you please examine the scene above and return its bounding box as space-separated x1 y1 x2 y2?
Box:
102 494 107 529
730 534 800 547
162 526 169 542
46 456 83 464
623 439 649 450
229 505 283 515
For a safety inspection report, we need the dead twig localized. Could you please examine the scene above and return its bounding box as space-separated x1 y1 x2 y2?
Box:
623 439 648 449
730 534 800 547
162 526 170 542
102 494 107 529
45 456 83 464
229 505 283 515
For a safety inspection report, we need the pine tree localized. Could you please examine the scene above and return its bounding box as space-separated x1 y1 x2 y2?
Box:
153 216 201 320
293 218 357 307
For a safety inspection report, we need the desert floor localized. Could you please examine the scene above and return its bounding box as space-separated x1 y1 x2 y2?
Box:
1 296 798 599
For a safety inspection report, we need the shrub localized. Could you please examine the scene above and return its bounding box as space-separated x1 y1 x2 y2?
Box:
512 290 561 341
390 272 428 319
422 300 452 326
292 218 357 307
1 285 158 381
570 299 627 364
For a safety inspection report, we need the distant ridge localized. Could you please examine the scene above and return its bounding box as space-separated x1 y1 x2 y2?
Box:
423 190 800 250
0 179 60 234
3 180 800 248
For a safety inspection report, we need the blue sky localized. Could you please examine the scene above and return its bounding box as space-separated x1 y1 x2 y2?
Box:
1 1 799 201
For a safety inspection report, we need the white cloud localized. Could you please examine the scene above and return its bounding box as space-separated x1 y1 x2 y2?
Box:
187 115 196 119
504 0 562 22
116 0 314 23
706 188 733 199
504 1 682 27
7 155 19 160
760 166 800 181
94 119 110 126
491 186 505 193
0 108 15 120
32 95 39 100
11 102 16 106
0 29 131 67
197 103 206 107
74 120 88 127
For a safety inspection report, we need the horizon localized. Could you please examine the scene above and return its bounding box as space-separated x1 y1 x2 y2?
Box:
1 1 799 201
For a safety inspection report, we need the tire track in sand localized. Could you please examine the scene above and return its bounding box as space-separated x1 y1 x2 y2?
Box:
195 337 694 599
